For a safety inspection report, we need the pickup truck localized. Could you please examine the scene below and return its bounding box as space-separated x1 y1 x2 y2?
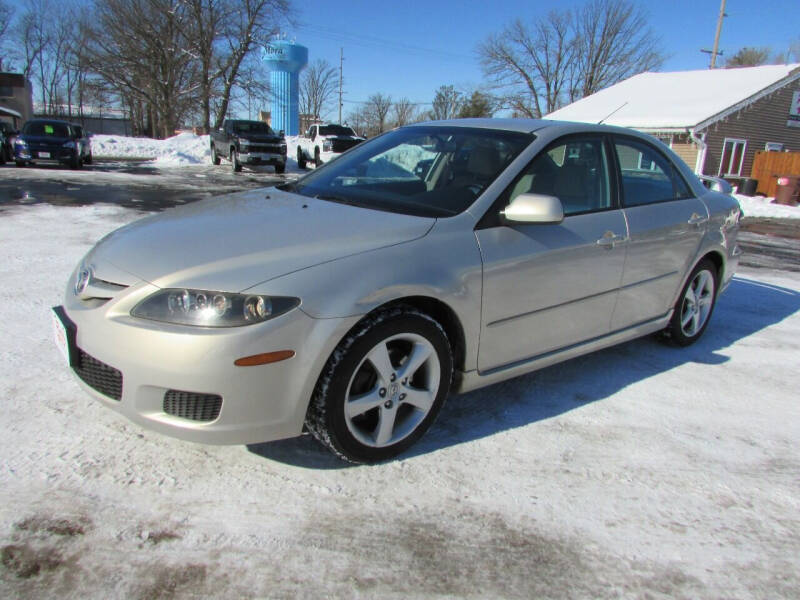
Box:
296 123 364 169
210 120 287 173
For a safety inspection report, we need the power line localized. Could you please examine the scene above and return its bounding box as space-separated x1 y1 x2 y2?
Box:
293 24 474 65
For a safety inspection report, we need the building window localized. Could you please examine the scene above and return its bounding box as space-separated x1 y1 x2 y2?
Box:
0 86 14 98
719 138 747 176
764 142 784 152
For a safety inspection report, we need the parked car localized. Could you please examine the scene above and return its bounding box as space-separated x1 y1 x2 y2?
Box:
0 120 16 163
70 123 93 165
14 119 86 169
54 119 741 463
296 123 364 168
210 119 287 173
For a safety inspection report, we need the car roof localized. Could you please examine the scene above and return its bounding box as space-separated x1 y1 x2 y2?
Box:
410 117 654 138
25 118 72 126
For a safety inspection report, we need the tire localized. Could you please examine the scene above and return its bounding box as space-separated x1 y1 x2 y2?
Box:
70 155 82 170
275 162 285 174
231 148 242 172
314 147 322 167
306 306 453 464
15 160 25 167
665 259 718 346
297 147 307 169
84 152 92 165
211 144 220 165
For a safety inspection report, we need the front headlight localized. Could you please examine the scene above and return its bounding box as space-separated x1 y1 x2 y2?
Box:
63 140 76 149
15 138 27 148
131 289 299 327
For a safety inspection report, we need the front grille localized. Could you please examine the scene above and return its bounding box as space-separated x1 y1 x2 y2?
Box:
163 390 222 422
247 144 284 154
332 139 361 153
75 349 123 400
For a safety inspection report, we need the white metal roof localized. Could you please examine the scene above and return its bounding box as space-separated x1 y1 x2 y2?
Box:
545 64 800 132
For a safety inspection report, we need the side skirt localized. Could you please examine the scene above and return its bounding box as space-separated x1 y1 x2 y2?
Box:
455 311 673 394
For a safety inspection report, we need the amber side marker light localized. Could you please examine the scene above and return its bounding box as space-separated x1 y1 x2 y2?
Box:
234 350 295 366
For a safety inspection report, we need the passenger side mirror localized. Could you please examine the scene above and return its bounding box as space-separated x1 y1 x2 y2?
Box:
501 193 564 224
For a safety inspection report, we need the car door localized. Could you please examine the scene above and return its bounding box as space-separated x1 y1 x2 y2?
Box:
609 136 708 330
475 135 628 372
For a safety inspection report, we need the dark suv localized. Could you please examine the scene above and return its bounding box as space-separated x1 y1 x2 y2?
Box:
14 119 86 169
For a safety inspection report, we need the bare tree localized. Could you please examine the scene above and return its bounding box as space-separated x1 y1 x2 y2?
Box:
345 106 367 137
299 59 339 121
83 0 200 137
392 97 417 127
180 0 291 132
725 47 771 68
479 0 663 117
430 85 462 120
0 0 12 71
364 93 392 135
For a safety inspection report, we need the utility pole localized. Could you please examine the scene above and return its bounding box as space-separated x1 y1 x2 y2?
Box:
338 47 344 124
709 0 727 68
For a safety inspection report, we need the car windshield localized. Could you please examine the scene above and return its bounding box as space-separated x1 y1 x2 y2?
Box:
318 125 356 136
23 121 70 137
280 126 533 218
232 121 274 135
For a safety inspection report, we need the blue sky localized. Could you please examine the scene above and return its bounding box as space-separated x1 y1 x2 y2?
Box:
285 0 799 119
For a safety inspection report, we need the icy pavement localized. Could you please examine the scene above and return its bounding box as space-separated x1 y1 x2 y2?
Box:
1 204 799 598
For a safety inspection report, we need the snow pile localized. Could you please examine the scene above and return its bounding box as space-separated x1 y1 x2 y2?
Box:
91 132 211 166
735 193 800 219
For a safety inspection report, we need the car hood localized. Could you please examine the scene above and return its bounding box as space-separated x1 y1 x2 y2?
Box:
237 134 284 143
85 187 435 291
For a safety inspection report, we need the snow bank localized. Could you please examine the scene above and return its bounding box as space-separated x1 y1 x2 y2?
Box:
91 132 211 166
735 193 800 219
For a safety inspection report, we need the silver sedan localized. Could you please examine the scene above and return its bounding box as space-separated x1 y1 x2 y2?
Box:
54 119 741 463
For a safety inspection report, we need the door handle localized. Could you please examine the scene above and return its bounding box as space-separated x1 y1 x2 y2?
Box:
596 231 626 248
688 213 708 226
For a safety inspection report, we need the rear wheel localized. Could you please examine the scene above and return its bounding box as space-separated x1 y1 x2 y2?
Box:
306 307 453 464
665 259 718 346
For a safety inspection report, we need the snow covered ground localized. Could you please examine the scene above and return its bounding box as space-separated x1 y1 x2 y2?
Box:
735 193 800 220
0 202 799 598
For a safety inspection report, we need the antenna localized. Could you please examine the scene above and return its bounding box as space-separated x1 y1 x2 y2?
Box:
598 102 628 124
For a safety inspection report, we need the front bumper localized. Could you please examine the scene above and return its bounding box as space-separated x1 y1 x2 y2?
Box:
58 278 358 445
15 146 77 164
239 151 286 166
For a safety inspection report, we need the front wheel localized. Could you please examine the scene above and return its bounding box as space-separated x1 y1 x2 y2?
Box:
306 307 453 463
314 147 322 167
297 147 307 169
84 152 92 165
275 162 285 174
231 149 242 172
211 145 220 165
665 259 718 346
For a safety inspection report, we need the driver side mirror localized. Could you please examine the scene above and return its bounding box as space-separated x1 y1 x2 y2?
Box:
501 193 564 224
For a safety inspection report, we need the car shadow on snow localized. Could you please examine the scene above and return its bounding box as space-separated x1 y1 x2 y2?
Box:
247 276 800 468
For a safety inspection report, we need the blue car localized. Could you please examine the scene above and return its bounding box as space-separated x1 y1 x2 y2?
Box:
14 119 85 169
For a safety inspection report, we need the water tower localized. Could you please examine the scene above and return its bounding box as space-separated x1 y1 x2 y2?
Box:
262 40 308 136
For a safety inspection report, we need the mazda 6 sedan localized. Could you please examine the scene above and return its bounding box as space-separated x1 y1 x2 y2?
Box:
54 119 741 463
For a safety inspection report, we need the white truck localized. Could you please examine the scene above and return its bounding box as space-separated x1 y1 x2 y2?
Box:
295 123 364 169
